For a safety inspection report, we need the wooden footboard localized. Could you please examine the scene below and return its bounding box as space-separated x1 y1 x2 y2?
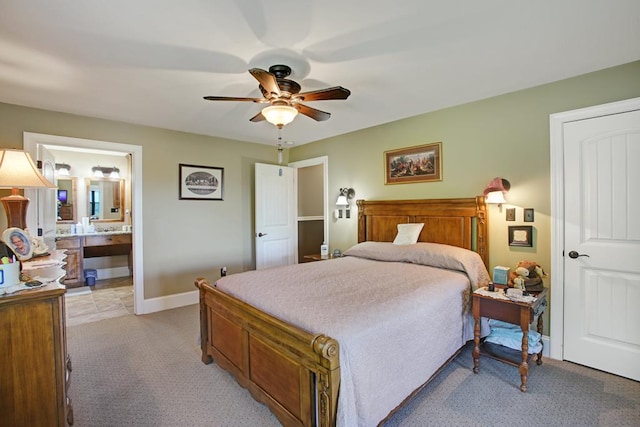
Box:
195 277 340 427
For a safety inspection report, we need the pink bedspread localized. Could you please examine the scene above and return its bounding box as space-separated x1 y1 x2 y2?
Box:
215 242 490 426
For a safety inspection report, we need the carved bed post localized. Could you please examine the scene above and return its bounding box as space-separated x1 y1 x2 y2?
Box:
313 335 340 427
474 196 489 268
195 277 213 364
356 199 365 243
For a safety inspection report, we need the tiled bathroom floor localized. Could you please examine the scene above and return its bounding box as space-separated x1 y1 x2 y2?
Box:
65 276 134 327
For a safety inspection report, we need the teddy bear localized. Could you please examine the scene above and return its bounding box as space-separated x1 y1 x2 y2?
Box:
508 260 546 292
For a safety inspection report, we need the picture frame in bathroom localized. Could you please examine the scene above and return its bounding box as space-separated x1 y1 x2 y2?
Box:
179 164 224 201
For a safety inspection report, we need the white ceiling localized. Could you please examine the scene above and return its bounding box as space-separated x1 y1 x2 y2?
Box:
1 1 639 146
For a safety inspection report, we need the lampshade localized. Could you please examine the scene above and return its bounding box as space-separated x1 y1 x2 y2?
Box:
483 177 510 204
0 149 56 189
485 191 507 204
262 105 298 128
336 195 348 206
0 149 56 229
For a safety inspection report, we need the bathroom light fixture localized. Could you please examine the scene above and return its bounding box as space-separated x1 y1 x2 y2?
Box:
483 177 511 207
335 187 355 219
262 103 298 128
92 166 104 178
55 163 71 176
0 149 56 229
92 166 120 178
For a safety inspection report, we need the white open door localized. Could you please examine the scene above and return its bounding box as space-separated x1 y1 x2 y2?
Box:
255 163 296 270
562 107 640 381
25 145 57 250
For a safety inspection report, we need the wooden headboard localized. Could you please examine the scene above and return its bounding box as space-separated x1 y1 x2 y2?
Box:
356 197 488 267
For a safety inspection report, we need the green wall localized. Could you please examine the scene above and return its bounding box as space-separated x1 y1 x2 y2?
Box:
0 103 279 299
1 60 639 319
290 60 640 334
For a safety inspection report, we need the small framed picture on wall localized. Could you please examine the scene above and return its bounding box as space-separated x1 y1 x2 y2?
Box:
524 208 534 222
508 225 533 247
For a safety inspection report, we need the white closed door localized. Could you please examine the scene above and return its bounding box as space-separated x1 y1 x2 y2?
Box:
255 163 296 270
563 108 640 381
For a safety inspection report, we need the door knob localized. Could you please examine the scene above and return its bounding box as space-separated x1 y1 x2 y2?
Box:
257 232 268 237
568 250 590 259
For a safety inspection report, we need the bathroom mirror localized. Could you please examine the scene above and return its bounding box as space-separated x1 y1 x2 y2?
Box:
56 177 77 224
87 178 125 222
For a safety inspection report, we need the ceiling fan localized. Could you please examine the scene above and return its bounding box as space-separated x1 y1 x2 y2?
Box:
203 64 351 128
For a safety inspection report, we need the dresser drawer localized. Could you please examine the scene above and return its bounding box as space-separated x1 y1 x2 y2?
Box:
55 236 81 249
84 234 132 247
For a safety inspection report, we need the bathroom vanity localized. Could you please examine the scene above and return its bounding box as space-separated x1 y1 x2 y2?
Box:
55 231 132 287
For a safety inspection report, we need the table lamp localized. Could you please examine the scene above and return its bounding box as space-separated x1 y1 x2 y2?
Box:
0 149 56 230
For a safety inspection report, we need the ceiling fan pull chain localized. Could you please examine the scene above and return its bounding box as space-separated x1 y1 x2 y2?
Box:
277 129 284 167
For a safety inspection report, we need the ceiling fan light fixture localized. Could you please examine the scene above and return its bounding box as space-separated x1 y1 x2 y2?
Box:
262 105 298 128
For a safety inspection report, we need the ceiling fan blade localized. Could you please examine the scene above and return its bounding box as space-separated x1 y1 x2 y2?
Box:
249 68 281 98
249 110 266 122
295 104 331 122
203 96 266 103
295 86 351 102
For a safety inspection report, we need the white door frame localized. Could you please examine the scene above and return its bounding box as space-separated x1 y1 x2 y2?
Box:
23 132 145 315
549 97 640 360
289 156 329 246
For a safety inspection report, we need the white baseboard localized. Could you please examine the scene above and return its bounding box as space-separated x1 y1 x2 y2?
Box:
95 267 130 280
140 289 199 314
542 335 550 358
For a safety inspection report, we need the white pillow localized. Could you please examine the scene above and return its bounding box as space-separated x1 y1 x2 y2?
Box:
392 223 424 245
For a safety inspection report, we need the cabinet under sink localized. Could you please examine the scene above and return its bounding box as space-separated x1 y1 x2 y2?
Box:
55 233 132 287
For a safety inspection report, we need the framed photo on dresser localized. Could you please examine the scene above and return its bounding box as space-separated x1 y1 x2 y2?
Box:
1 228 33 261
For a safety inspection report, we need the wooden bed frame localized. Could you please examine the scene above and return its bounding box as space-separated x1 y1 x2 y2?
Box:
195 197 487 427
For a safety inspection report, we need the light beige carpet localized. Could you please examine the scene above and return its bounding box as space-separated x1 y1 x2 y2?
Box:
67 304 280 426
67 304 640 426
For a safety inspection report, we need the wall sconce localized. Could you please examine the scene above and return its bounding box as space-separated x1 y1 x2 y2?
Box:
92 166 120 178
55 163 71 176
335 187 355 219
483 177 511 208
0 149 56 229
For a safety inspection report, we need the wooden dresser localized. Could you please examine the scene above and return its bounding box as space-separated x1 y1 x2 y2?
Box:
0 251 73 426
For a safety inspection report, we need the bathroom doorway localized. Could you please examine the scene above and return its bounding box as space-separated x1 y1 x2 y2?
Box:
23 132 144 315
290 156 328 262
